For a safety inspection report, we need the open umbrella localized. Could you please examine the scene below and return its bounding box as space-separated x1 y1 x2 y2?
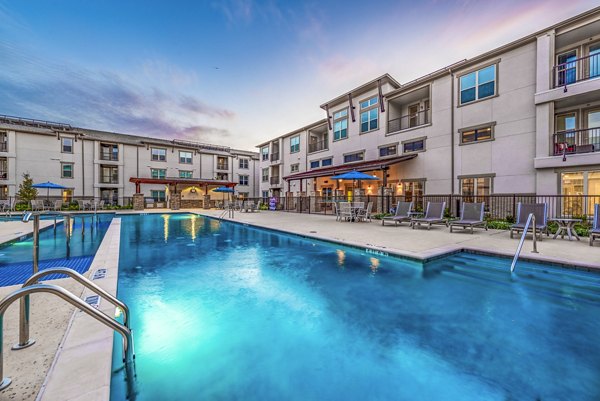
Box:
330 170 379 197
32 181 69 200
212 186 235 205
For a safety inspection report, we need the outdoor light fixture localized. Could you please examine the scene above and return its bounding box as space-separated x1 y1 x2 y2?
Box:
190 187 197 193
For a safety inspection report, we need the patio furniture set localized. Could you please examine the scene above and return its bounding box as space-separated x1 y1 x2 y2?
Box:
333 202 374 223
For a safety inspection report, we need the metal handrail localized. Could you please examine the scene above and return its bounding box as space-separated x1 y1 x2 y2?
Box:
510 213 538 272
0 283 134 391
12 267 130 350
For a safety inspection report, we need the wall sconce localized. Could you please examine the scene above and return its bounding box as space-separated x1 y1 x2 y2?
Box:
190 187 197 194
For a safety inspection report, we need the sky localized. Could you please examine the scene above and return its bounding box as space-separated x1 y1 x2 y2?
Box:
0 0 598 151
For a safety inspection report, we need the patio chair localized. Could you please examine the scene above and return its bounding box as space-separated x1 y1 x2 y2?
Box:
382 201 413 226
248 201 258 212
356 202 373 222
53 200 63 211
333 202 341 221
339 202 353 222
510 203 549 241
30 200 43 211
449 202 487 234
411 201 447 230
145 198 155 209
590 204 600 246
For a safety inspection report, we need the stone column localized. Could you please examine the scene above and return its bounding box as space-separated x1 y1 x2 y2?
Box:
133 193 145 211
171 192 181 210
203 194 211 209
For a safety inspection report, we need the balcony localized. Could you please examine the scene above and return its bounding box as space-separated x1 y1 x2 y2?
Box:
270 176 280 185
553 127 600 155
0 142 6 152
270 153 280 162
100 151 118 161
388 109 431 133
0 170 6 180
216 163 229 170
308 139 328 153
552 53 600 88
100 175 119 184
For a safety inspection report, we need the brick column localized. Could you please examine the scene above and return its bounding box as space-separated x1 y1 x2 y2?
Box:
133 193 145 211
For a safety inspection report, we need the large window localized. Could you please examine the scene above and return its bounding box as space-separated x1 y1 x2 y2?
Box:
179 170 193 178
556 50 577 86
290 136 300 153
561 170 600 216
239 175 249 186
460 126 493 144
62 137 73 153
459 64 496 105
261 147 269 161
100 143 118 161
460 176 492 202
379 145 397 158
151 148 166 161
344 152 364 163
360 96 379 133
61 163 73 178
403 139 425 153
151 168 166 179
403 180 424 207
151 190 166 202
239 158 249 169
179 151 192 164
333 109 348 141
217 156 228 170
100 165 118 184
261 168 269 182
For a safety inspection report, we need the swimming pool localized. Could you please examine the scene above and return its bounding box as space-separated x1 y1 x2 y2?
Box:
111 213 600 401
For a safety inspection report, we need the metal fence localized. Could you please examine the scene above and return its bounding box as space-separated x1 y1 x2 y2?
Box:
0 196 133 211
242 194 600 221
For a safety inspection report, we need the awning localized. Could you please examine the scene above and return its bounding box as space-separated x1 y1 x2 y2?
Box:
283 154 417 181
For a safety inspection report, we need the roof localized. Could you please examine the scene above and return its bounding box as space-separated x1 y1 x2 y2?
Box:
256 119 328 148
319 73 401 109
129 177 236 187
283 154 417 181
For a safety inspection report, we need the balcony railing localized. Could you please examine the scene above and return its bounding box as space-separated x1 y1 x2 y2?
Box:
100 151 118 161
100 175 119 184
216 163 229 170
308 139 328 153
0 142 7 152
388 109 430 133
0 170 7 180
553 127 600 155
270 153 280 162
270 176 280 185
552 52 600 88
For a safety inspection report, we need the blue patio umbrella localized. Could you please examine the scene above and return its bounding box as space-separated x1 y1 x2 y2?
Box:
331 170 379 194
212 186 235 204
32 181 69 200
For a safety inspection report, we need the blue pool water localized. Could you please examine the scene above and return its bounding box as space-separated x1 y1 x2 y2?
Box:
0 214 113 284
111 213 600 401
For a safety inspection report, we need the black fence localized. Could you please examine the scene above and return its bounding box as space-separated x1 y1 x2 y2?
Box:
242 194 600 221
0 196 134 211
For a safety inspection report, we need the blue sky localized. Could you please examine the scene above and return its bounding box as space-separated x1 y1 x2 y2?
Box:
0 0 598 150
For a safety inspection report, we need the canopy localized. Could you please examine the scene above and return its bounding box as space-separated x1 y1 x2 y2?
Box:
32 181 68 189
330 170 379 180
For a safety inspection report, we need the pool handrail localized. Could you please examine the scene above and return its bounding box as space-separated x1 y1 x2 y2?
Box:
510 212 538 272
0 283 134 392
13 267 130 351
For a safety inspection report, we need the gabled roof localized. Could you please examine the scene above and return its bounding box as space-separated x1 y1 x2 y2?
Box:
319 73 401 109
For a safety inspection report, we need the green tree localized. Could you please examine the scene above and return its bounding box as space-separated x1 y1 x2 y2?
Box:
17 173 38 204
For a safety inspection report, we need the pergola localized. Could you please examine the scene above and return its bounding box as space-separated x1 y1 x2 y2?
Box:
129 177 236 194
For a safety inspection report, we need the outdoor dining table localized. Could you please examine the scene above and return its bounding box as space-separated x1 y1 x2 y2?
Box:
549 217 581 241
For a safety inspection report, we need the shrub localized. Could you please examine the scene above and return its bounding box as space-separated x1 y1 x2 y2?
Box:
373 213 392 220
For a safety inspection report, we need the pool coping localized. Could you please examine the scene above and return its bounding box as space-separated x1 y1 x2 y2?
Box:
0 220 63 249
36 218 122 401
197 212 600 273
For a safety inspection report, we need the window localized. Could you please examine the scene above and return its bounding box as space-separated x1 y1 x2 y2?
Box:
62 138 73 153
261 146 269 161
61 163 73 178
151 190 166 202
561 171 600 216
310 160 320 169
239 158 249 169
379 145 397 157
179 170 193 178
151 148 166 161
216 172 228 180
290 136 300 153
100 143 118 161
0 157 7 180
459 64 496 105
262 190 269 199
403 180 424 203
0 132 7 152
403 139 425 153
360 96 379 133
61 189 73 203
262 168 269 182
556 50 577 86
217 156 228 170
333 109 348 141
290 163 299 173
344 152 364 163
461 126 493 144
179 151 193 164
151 168 166 179
460 176 492 202
100 165 118 184
321 158 333 167
0 185 7 199
239 175 249 186
238 192 249 199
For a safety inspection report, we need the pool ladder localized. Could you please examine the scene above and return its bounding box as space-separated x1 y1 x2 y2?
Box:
0 267 135 391
510 213 538 272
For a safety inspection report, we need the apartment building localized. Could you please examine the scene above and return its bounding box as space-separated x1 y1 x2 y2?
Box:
0 116 260 207
257 7 600 215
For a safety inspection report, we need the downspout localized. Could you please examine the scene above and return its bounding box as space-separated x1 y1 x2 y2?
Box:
81 137 85 198
449 68 455 194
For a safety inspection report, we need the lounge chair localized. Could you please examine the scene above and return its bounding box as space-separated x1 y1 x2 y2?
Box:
356 202 373 222
449 202 487 234
510 203 549 241
411 201 447 230
145 198 155 209
382 201 413 226
590 204 600 246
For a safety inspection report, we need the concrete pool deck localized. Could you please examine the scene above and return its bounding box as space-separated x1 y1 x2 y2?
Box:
0 220 59 247
195 209 600 270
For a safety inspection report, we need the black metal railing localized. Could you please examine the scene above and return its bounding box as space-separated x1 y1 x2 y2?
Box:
552 52 600 88
216 163 229 170
100 175 119 184
553 127 600 155
270 176 280 185
270 153 280 162
308 139 328 153
99 151 118 161
0 169 7 180
239 194 600 221
388 109 431 133
0 142 7 152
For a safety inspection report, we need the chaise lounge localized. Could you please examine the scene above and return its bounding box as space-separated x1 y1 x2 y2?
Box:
411 201 447 230
449 202 487 234
510 202 548 241
591 204 600 246
381 201 413 226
